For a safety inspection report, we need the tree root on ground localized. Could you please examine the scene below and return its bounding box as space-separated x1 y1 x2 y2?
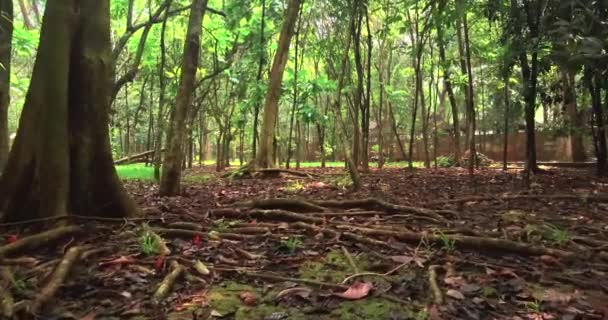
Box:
224 165 320 179
428 265 443 305
339 225 574 258
426 193 608 206
0 226 82 258
210 208 325 224
30 246 83 314
312 198 452 223
152 228 256 241
234 198 327 213
153 260 185 303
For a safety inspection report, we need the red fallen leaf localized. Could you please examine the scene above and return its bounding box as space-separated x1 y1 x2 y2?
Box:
486 267 519 278
99 256 135 268
192 234 202 247
540 255 560 266
250 220 258 225
6 234 18 244
334 282 373 300
155 255 166 272
239 291 258 306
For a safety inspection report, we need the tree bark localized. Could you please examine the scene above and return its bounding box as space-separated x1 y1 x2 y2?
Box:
0 0 137 222
563 70 586 162
462 9 476 175
256 0 301 168
160 0 208 196
17 0 33 29
0 0 12 173
153 3 171 181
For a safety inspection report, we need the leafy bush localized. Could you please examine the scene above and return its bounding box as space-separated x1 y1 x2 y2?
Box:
435 155 455 168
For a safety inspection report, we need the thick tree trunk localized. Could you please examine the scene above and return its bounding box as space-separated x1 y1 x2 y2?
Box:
256 0 301 168
160 0 208 196
252 0 266 161
0 0 12 173
153 5 171 180
0 0 137 222
588 72 607 176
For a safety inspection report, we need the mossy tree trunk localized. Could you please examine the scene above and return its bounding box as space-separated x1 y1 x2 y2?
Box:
159 0 208 196
0 0 137 223
0 0 12 173
256 0 301 168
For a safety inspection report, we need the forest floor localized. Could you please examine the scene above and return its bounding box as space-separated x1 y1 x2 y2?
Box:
2 165 608 319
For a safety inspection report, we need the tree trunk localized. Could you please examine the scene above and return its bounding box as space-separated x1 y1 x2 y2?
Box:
252 0 266 161
462 9 476 175
563 70 586 162
0 0 137 222
160 0 208 196
286 6 303 169
588 72 607 176
153 4 171 180
256 0 301 168
17 0 33 29
502 73 510 171
362 7 372 171
0 0 12 173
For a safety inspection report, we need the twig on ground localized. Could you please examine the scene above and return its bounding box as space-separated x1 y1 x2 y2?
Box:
426 193 608 206
30 246 83 314
153 260 185 303
428 265 443 305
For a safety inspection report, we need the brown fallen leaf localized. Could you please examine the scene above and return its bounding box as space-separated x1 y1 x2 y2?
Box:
276 287 313 300
446 289 465 300
334 282 373 300
389 255 413 264
240 291 258 306
99 255 135 268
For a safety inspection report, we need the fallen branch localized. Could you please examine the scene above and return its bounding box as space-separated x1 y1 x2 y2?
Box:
224 166 320 179
257 168 320 178
428 265 443 305
114 149 162 165
341 232 399 251
0 226 82 258
340 226 574 258
0 267 14 318
153 260 185 303
313 198 451 223
292 221 339 239
30 246 83 314
234 198 327 213
426 193 608 206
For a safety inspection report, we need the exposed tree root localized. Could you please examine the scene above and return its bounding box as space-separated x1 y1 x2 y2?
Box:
312 198 451 223
0 226 82 258
257 168 320 178
153 260 184 303
227 227 271 234
428 265 443 305
30 246 83 314
0 267 14 318
340 225 574 258
341 232 399 251
234 198 327 213
224 166 320 179
210 208 325 224
426 193 608 206
153 228 257 242
292 221 340 239
165 221 204 231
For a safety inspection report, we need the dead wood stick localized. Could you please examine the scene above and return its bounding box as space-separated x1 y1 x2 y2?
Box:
0 226 82 258
341 246 359 274
0 267 14 318
227 227 271 234
428 265 443 305
30 246 83 314
310 210 385 217
427 193 608 206
153 260 185 303
257 168 320 178
312 198 451 223
234 198 327 213
0 257 39 267
341 232 399 251
165 222 204 231
292 222 339 238
342 226 574 258
153 228 207 239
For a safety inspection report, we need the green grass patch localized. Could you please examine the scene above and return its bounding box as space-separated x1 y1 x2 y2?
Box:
115 164 155 181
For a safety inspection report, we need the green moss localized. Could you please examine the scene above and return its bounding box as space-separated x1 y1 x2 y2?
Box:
299 250 361 283
183 173 214 184
331 298 414 320
207 282 258 316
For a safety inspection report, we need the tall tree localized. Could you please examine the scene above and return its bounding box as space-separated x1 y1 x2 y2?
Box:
160 0 208 196
0 0 12 172
0 0 137 222
256 0 302 168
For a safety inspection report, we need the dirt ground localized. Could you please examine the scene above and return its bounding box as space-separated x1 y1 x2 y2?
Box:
1 166 608 319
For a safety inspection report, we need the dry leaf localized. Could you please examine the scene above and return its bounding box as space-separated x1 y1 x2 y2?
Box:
240 291 258 306
389 255 413 264
446 289 465 300
99 255 135 268
276 287 313 300
334 282 373 300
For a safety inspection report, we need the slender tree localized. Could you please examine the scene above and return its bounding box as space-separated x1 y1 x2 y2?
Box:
160 0 208 196
0 0 12 172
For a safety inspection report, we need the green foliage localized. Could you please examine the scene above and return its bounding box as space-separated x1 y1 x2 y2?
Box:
543 224 570 247
284 180 305 192
437 232 456 252
138 229 161 256
435 156 454 168
279 236 302 254
115 164 155 181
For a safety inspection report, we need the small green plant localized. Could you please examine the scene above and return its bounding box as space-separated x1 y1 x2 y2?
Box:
326 174 353 189
279 236 303 254
435 155 454 168
213 219 231 232
10 274 27 295
437 232 456 252
138 228 160 256
544 224 570 247
414 309 429 320
184 173 213 184
284 180 305 192
525 298 542 313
